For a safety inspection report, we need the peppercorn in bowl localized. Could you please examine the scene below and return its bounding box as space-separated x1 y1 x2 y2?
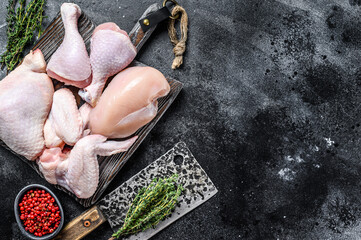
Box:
14 184 64 240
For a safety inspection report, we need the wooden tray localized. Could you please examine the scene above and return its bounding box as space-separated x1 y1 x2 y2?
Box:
0 10 183 207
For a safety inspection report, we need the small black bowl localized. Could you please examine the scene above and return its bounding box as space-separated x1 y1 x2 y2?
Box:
14 184 64 240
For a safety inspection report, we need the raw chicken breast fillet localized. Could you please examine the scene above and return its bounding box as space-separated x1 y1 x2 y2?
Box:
88 66 170 138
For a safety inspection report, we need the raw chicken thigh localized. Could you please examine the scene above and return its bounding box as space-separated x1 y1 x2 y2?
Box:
88 66 170 138
38 135 137 198
47 3 91 88
0 50 54 160
79 22 136 106
44 88 83 146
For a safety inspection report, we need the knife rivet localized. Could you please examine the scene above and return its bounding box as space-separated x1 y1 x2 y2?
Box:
84 220 91 227
143 19 150 26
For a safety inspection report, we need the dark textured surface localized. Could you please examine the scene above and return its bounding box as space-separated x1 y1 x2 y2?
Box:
2 0 361 239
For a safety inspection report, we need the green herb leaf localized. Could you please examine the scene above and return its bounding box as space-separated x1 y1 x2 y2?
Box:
111 174 183 239
0 0 46 72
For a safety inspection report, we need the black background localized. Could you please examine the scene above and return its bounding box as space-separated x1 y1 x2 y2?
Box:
2 0 361 239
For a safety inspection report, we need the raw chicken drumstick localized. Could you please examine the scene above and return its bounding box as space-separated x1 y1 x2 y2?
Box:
38 135 137 198
79 22 137 107
0 49 54 160
47 3 92 88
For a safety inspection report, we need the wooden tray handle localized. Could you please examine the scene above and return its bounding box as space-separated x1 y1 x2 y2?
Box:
129 3 160 51
54 205 106 240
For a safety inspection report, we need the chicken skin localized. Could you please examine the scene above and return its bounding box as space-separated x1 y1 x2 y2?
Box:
0 50 54 160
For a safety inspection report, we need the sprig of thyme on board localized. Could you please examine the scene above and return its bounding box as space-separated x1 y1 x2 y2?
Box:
0 0 46 72
110 174 183 239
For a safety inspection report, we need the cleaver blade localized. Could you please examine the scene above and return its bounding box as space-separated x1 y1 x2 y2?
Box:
55 142 218 240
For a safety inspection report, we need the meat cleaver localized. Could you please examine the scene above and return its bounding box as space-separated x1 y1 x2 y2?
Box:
54 142 218 240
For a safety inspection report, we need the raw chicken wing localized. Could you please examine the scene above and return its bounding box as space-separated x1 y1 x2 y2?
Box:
88 66 170 138
48 88 83 146
38 148 68 184
0 50 54 160
79 103 92 131
43 115 64 148
38 135 137 198
47 3 91 88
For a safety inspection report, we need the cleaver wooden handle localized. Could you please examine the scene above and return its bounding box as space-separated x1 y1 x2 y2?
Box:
54 205 106 240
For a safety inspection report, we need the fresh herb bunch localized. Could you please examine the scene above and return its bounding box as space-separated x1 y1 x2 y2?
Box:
111 174 183 239
0 0 46 71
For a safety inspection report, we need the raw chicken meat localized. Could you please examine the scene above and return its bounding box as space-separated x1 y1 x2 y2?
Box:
38 148 68 184
43 115 64 149
79 103 92 131
0 50 54 160
47 3 91 88
38 135 137 198
47 88 83 146
79 22 136 106
88 66 170 138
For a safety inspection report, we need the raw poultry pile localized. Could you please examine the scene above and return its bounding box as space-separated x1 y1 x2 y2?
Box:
0 3 170 199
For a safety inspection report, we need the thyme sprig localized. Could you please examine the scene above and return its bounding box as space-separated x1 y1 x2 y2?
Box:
111 174 183 239
0 0 46 72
